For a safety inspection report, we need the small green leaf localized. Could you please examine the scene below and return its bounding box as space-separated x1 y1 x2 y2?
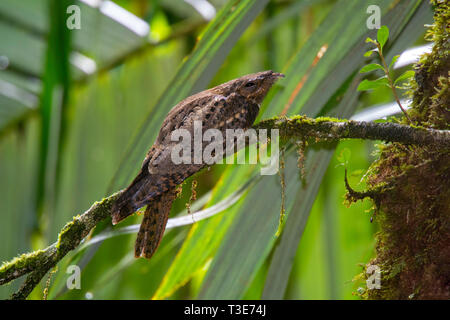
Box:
364 50 375 57
377 25 389 50
394 70 415 85
357 77 389 91
365 37 376 44
389 55 400 69
359 63 384 73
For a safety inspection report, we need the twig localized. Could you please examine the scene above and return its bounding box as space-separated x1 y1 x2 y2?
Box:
376 42 413 124
344 168 380 202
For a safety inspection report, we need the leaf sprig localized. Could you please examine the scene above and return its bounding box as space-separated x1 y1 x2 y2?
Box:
358 26 413 124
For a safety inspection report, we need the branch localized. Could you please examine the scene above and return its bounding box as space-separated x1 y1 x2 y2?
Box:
1 191 122 299
254 116 450 149
1 116 449 299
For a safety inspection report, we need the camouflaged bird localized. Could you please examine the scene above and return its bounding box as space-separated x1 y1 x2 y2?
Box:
111 70 284 259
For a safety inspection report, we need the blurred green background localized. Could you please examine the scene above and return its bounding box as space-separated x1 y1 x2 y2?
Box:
0 0 432 299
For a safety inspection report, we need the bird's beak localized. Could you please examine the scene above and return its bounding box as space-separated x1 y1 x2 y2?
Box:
271 72 285 78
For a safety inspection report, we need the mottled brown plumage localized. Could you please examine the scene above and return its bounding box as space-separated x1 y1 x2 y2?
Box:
111 70 284 259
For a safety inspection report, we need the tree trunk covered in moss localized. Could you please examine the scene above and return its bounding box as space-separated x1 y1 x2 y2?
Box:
359 0 449 299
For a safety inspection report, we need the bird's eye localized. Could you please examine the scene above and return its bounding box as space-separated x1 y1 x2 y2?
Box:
245 82 256 88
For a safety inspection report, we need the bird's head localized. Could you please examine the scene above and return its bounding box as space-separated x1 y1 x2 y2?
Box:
213 70 284 104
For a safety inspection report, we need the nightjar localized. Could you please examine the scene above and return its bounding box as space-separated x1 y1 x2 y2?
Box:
111 70 284 259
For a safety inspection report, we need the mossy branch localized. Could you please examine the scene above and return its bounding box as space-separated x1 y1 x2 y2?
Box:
1 116 449 299
0 191 122 300
255 116 450 149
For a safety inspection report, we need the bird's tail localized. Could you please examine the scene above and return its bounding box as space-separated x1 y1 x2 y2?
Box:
134 190 176 259
111 170 154 225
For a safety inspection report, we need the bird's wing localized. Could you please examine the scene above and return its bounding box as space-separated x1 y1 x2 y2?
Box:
147 94 226 175
115 93 259 215
147 93 259 177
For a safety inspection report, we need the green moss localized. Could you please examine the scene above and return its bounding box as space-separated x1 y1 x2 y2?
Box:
314 116 348 123
55 193 118 254
0 249 47 281
56 215 85 254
